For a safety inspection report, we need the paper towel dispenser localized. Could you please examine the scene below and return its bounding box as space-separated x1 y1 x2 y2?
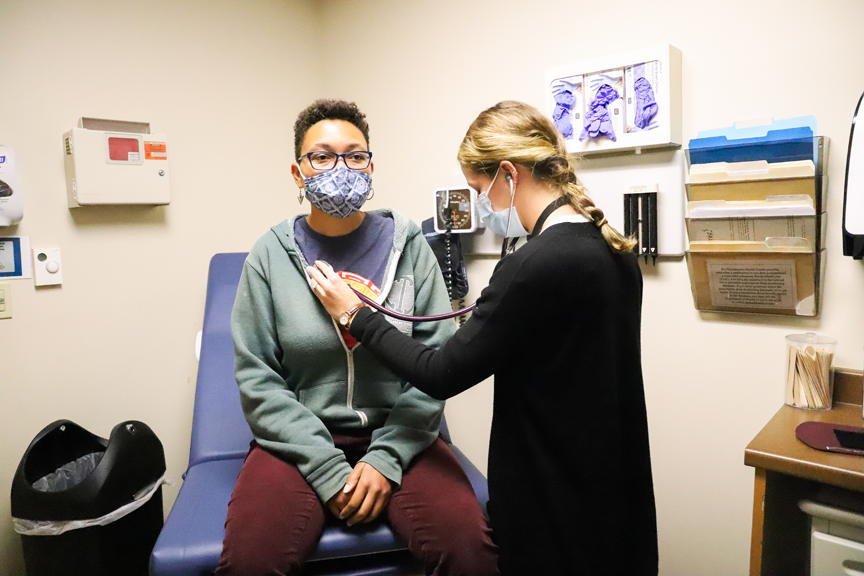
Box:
843 93 864 259
63 118 170 208
0 146 24 226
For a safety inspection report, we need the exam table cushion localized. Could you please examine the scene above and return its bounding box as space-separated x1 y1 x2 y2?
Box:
153 457 475 576
189 253 253 468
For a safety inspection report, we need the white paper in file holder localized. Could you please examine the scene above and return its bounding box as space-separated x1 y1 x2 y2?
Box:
687 195 815 219
707 259 799 310
686 213 824 245
689 237 813 251
689 159 815 183
686 240 823 316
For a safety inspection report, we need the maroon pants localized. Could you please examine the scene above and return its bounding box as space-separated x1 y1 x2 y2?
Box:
216 434 499 576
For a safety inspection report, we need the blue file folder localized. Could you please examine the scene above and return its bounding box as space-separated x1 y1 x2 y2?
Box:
688 116 817 165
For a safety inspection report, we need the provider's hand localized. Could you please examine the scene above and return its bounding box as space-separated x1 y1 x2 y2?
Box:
306 261 363 322
338 462 392 526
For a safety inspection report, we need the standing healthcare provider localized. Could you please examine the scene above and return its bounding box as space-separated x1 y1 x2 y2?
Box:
307 100 658 576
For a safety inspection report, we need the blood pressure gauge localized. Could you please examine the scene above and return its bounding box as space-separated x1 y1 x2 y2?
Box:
433 187 477 233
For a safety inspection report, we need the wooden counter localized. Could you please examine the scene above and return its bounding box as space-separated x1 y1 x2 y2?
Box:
745 369 864 576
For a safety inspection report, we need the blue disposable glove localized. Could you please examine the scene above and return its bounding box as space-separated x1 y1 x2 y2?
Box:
634 77 658 130
580 84 620 142
552 89 576 139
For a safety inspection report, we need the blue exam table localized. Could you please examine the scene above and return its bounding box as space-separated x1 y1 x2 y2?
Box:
150 253 489 576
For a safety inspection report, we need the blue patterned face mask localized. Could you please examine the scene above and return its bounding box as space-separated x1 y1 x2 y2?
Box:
303 166 373 218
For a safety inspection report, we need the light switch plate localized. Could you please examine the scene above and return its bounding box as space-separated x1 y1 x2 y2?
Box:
0 281 10 319
33 248 62 286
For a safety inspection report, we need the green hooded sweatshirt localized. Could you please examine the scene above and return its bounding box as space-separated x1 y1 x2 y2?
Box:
231 209 456 503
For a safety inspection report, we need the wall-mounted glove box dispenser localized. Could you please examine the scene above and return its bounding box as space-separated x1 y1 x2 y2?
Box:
544 44 682 156
63 118 170 208
684 136 829 317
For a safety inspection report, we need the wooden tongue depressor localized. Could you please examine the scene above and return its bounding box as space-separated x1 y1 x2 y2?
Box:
786 345 797 405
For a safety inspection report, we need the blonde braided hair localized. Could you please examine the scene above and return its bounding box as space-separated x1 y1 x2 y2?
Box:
456 100 636 252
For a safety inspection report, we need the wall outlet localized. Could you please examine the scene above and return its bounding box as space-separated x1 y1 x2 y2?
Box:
0 281 11 319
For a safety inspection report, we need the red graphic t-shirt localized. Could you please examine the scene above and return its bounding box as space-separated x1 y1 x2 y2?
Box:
337 271 380 349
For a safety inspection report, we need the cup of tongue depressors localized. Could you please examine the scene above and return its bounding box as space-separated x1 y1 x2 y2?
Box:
785 332 837 410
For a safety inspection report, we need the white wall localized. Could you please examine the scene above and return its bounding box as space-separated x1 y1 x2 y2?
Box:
317 1 864 575
2 1 864 575
0 1 321 574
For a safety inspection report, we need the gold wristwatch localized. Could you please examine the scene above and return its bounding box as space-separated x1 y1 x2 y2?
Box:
339 304 364 329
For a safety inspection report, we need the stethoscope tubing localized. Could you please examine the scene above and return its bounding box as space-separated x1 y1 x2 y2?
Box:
352 289 476 323
346 196 567 323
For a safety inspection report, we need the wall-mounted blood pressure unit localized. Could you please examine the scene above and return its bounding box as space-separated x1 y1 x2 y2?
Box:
433 188 476 233
63 118 170 208
0 146 24 226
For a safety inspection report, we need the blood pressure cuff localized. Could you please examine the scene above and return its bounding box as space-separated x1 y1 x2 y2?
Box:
421 217 469 300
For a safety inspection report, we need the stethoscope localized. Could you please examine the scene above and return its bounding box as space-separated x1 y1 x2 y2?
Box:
351 196 570 323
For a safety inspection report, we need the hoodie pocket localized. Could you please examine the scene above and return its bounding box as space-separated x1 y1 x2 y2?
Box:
298 381 348 418
352 380 403 412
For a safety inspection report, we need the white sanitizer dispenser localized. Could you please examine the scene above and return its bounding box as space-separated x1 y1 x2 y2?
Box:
0 146 24 226
844 92 864 259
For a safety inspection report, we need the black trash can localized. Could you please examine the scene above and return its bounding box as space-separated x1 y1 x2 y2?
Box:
11 419 166 576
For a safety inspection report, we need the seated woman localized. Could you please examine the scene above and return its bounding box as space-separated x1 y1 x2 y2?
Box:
216 99 499 576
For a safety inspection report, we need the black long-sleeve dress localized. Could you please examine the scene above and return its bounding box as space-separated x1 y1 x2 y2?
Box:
350 221 658 576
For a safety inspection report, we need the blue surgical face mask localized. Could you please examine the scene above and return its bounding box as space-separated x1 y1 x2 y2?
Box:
475 167 529 238
302 165 373 218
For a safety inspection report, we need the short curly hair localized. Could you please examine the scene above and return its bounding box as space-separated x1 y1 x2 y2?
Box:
293 99 370 160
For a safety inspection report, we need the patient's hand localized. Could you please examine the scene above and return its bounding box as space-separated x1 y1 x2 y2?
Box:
306 261 363 322
337 462 392 526
326 489 351 518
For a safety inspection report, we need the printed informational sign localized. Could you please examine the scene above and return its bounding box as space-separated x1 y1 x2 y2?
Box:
707 259 798 309
0 236 32 278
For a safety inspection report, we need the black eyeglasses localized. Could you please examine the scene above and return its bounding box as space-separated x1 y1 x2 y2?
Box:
297 150 373 171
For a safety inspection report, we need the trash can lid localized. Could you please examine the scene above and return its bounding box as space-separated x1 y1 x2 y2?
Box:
11 420 166 521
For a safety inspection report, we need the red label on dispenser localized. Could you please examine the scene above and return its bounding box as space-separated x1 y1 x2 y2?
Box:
108 137 140 162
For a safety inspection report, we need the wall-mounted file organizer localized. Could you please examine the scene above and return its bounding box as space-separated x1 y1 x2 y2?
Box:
684 136 829 316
